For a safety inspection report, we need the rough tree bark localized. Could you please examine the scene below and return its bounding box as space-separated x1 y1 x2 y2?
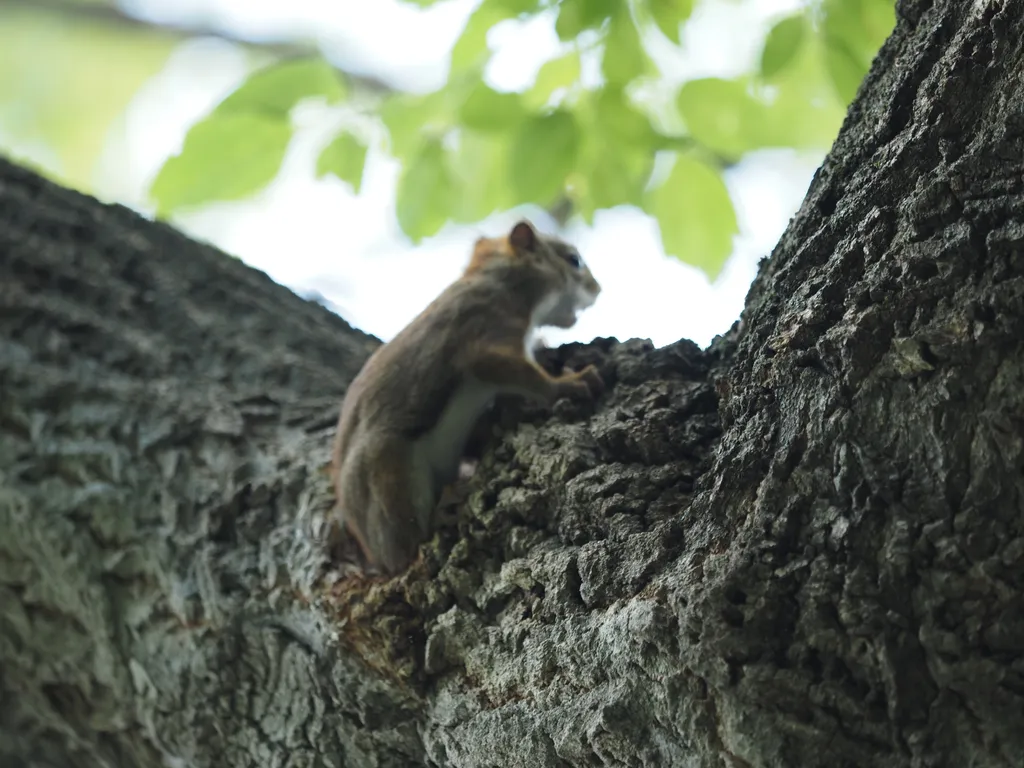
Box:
2 0 1023 765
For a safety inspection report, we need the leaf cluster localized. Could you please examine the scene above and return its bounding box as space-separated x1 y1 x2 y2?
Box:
149 0 894 279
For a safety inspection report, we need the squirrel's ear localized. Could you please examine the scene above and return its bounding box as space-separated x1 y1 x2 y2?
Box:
509 220 538 252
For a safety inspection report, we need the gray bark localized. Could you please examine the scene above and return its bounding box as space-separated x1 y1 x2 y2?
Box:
2 0 1023 765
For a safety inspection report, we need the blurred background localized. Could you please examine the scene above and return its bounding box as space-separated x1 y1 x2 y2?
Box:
0 0 894 348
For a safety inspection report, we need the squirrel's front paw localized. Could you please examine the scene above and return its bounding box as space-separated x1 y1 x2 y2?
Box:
575 364 605 399
557 364 604 401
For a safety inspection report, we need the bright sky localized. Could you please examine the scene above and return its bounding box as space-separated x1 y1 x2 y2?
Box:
98 0 820 349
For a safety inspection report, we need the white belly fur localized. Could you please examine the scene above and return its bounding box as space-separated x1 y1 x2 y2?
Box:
414 378 497 488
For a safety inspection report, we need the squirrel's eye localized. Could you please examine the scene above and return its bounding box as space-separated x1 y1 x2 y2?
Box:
564 250 583 270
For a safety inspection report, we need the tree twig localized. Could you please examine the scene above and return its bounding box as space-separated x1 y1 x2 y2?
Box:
0 0 397 95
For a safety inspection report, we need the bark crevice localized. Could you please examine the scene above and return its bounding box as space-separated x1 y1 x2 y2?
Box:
3 0 1024 765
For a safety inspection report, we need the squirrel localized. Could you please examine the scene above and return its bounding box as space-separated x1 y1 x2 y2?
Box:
330 219 603 575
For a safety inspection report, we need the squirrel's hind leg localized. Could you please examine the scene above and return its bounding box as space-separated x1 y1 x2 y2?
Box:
361 435 435 574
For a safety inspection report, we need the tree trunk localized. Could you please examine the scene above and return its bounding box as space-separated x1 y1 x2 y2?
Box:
2 0 1023 765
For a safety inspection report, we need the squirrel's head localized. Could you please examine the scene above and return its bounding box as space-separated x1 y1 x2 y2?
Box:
467 220 601 329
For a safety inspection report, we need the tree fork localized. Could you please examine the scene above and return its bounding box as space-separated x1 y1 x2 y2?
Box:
2 0 1023 766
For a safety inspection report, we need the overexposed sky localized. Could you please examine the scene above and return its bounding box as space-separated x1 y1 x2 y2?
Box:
98 0 820 349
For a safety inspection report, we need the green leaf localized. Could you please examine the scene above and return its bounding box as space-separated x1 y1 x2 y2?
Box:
575 0 618 30
602 8 647 86
753 35 846 150
216 58 345 117
395 139 455 242
576 141 652 216
593 87 657 144
571 88 655 220
150 113 291 215
677 64 846 159
524 50 581 110
646 0 694 45
450 0 515 74
760 14 806 79
820 0 895 104
646 154 738 280
381 90 449 160
555 0 584 39
593 147 650 208
494 0 542 11
316 131 368 193
459 83 527 132
862 0 897 43
509 110 580 205
555 0 617 40
449 131 517 222
676 77 759 161
822 0 894 59
822 36 866 103
410 0 537 10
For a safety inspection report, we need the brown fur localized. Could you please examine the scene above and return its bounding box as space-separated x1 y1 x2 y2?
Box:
330 220 602 575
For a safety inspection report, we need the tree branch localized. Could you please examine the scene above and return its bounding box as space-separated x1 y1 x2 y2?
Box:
0 0 397 95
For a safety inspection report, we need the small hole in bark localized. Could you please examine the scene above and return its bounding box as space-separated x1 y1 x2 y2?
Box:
210 513 237 544
42 683 85 719
724 586 747 605
806 648 823 683
818 189 839 216
851 288 872 308
909 260 939 280
721 604 744 627
917 341 939 368
1000 672 1024 696
974 304 996 324
727 660 744 685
